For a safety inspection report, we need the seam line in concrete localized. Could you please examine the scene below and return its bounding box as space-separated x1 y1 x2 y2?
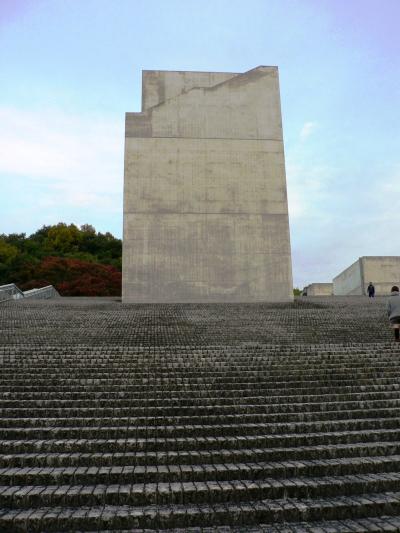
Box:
125 135 283 141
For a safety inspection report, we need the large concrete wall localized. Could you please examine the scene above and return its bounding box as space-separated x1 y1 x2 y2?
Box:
333 256 400 296
333 259 362 296
123 67 293 302
362 256 400 295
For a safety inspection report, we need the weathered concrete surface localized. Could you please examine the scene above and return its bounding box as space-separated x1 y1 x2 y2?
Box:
123 67 293 302
333 256 400 296
303 283 333 296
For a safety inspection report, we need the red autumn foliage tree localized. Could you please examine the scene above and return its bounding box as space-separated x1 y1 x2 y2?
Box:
20 256 121 296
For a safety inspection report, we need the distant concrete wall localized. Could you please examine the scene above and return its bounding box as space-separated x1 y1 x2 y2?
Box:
123 67 293 302
333 259 362 295
361 256 400 296
333 256 400 296
306 283 333 296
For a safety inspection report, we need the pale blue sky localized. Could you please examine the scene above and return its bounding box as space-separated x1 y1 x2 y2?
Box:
1 0 399 287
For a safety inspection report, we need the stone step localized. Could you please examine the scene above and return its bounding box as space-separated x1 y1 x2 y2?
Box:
3 405 400 427
2 344 396 352
2 441 400 469
1 344 397 351
3 361 399 374
2 371 399 384
2 364 400 376
71 515 400 532
2 416 400 440
2 427 400 454
1 383 399 397
2 455 400 486
2 385 399 397
3 342 396 349
4 386 400 409
3 473 400 509
3 352 399 360
2 491 400 530
4 396 400 417
0 352 398 362
1 340 395 348
2 361 400 372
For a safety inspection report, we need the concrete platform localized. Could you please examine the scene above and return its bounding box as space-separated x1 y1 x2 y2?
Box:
0 297 399 531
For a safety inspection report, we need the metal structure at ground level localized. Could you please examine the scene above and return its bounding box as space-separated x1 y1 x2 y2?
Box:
0 283 60 303
122 67 293 303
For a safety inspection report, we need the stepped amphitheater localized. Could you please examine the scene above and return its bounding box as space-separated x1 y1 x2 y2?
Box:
1 296 400 532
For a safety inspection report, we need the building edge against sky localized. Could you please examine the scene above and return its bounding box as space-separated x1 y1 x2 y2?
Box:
333 257 400 296
304 257 400 296
122 67 293 302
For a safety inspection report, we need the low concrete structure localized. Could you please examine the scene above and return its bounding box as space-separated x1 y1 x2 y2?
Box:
333 256 400 296
122 67 293 303
303 283 333 296
0 283 60 302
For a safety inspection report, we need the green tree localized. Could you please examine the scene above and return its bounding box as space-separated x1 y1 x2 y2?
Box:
80 224 96 234
43 223 81 254
0 239 20 284
0 222 122 291
0 239 18 264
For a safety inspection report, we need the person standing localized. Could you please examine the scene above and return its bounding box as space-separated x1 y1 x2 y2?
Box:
367 282 375 298
387 286 400 342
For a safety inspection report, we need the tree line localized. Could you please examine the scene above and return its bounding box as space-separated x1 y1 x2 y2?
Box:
0 223 122 296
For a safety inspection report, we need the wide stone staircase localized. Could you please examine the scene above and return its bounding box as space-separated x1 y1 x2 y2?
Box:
0 297 400 531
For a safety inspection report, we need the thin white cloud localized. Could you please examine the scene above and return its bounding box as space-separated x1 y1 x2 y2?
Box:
0 106 124 209
299 121 317 141
287 158 400 288
380 165 400 195
286 161 333 221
